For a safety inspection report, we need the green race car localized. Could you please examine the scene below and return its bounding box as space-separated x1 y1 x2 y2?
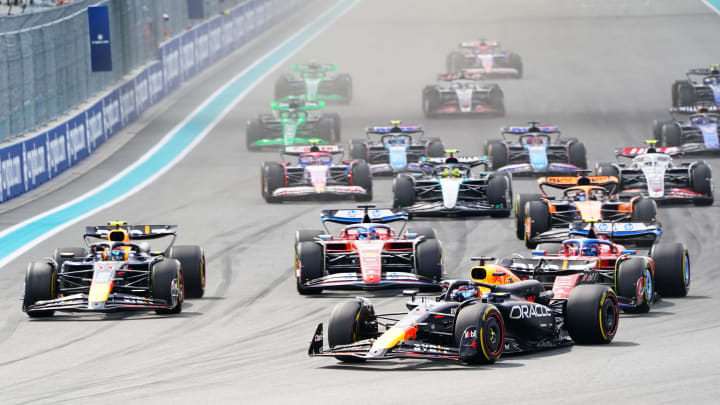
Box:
246 100 342 150
274 62 353 104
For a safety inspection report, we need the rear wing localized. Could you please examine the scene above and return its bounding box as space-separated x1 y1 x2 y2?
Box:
501 125 560 136
271 100 325 111
615 147 681 158
459 40 499 48
568 221 661 246
320 206 408 225
84 224 178 240
292 63 337 73
365 124 424 135
437 71 484 81
669 102 720 115
537 175 619 195
687 67 714 76
283 145 343 156
423 156 487 168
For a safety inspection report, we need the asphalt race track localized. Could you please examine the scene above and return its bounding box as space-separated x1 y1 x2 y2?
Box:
1 0 719 403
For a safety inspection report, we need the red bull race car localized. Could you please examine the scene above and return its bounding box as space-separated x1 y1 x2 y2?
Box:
445 39 523 78
22 222 206 317
261 144 372 202
294 205 443 294
309 257 618 364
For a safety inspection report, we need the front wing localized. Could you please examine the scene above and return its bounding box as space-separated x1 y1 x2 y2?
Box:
272 185 368 199
24 293 173 314
300 272 441 291
619 187 712 204
499 162 581 176
406 201 510 217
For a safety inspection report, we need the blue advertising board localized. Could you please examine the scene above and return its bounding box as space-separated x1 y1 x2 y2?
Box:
147 61 165 106
22 133 50 192
88 6 112 72
85 100 105 153
66 112 90 166
162 38 181 94
102 89 122 138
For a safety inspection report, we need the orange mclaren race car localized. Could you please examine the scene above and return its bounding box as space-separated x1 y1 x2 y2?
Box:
22 222 206 317
309 257 618 365
514 172 661 248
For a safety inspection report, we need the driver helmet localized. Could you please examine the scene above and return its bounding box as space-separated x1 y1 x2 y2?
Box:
368 228 378 240
575 193 587 201
442 168 462 178
110 248 127 261
582 243 598 257
309 145 320 152
450 285 479 302
356 227 369 240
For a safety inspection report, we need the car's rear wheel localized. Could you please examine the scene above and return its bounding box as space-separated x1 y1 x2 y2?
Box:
454 303 504 364
350 140 368 161
166 245 206 299
351 160 372 201
296 242 323 295
152 259 184 315
393 175 415 209
328 299 377 362
662 123 682 147
317 118 334 143
595 163 620 179
489 87 505 117
631 197 657 222
615 257 653 314
246 118 264 151
487 141 508 171
427 139 445 157
423 88 441 118
524 200 551 248
514 193 543 240
322 112 342 142
653 120 673 141
509 52 523 78
261 162 285 203
23 261 56 318
651 243 690 298
676 81 696 107
568 141 587 169
566 284 618 344
415 239 442 282
488 175 510 217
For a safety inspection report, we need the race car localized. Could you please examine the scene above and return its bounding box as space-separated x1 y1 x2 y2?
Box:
495 231 690 314
309 257 618 364
392 150 512 217
445 39 523 78
514 173 660 248
485 121 587 175
22 222 206 317
653 105 720 153
246 99 341 150
595 141 713 205
671 65 720 108
261 143 372 202
274 62 352 104
294 205 443 294
422 71 505 117
349 121 445 175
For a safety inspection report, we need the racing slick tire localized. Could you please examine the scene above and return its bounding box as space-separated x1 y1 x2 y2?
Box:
422 87 441 118
406 226 437 240
525 201 550 248
151 259 184 315
488 175 511 217
23 261 57 318
509 52 523 78
489 86 505 117
595 163 619 179
568 141 587 169
651 243 690 298
615 257 653 314
454 303 504 364
427 139 445 158
53 247 87 271
350 140 368 161
416 239 443 282
261 162 285 203
653 119 673 141
322 112 342 142
691 163 713 205
351 160 373 201
246 118 264 151
675 81 696 107
328 299 377 362
317 118 335 143
166 245 206 299
565 284 618 344
661 123 682 147
446 51 466 73
514 193 543 240
631 197 657 222
487 141 508 171
274 74 293 100
336 73 353 104
393 175 415 209
296 242 324 295
295 230 324 245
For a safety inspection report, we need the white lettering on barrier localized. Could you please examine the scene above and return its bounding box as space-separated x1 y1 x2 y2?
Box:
181 40 195 76
164 48 179 88
135 77 149 111
149 68 163 102
86 109 104 151
103 98 120 136
120 87 136 125
67 122 87 163
0 153 23 198
23 142 46 188
47 133 67 176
